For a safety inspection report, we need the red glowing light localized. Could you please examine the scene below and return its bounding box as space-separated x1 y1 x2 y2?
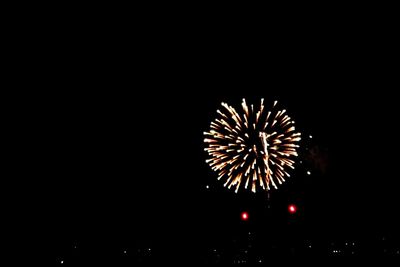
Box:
288 204 297 214
241 212 249 221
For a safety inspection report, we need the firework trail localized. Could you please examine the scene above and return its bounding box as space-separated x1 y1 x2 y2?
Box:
204 99 301 193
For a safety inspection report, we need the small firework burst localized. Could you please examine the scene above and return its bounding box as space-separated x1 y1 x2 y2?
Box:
204 98 301 193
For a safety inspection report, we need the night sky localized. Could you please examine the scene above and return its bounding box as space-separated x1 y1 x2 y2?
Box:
17 12 400 264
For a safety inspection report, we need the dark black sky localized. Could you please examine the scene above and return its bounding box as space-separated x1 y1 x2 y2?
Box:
40 78 398 246
16 13 400 262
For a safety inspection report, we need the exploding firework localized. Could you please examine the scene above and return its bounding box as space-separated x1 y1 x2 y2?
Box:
204 99 301 193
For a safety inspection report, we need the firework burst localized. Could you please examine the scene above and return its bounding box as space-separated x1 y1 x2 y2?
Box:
204 98 301 193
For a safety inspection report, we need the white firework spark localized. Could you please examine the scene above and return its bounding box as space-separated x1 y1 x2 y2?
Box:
204 98 301 193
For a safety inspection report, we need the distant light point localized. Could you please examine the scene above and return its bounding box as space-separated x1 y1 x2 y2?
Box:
61 260 64 264
307 171 311 175
241 212 249 221
206 185 209 189
309 135 313 139
288 204 297 214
